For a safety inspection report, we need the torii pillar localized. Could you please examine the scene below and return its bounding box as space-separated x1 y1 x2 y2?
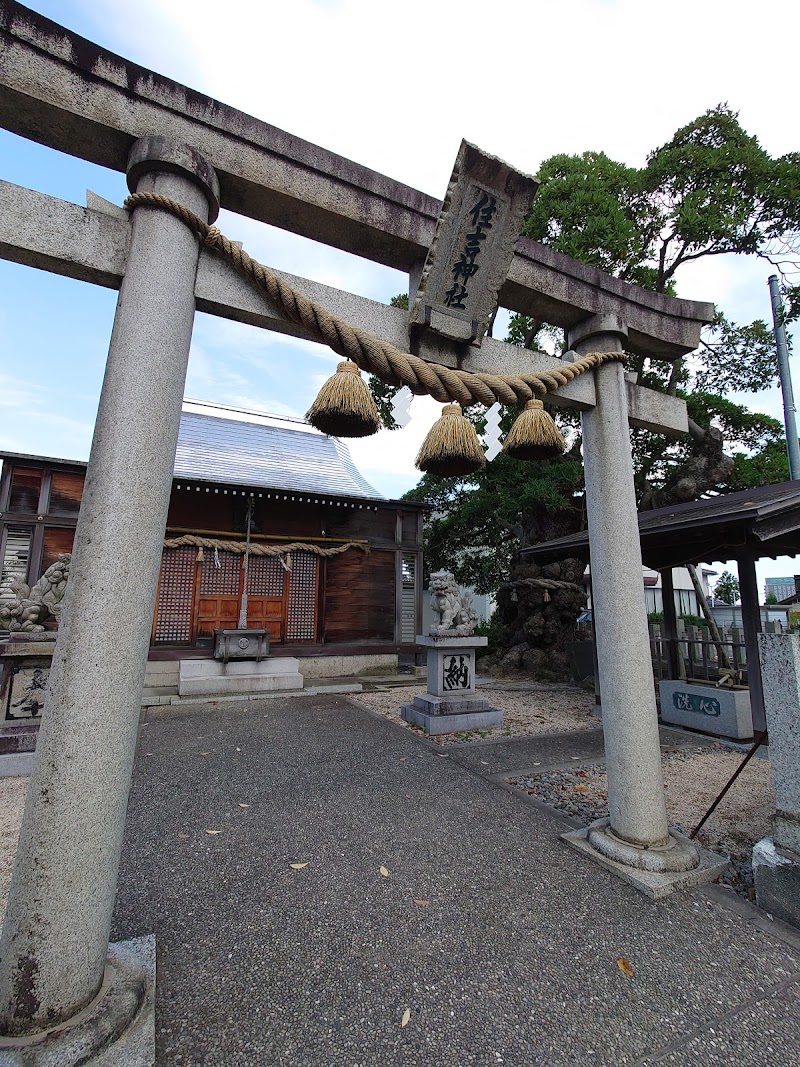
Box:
0 138 218 1058
564 315 702 879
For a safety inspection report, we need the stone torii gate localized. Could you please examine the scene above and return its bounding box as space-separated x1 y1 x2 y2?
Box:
0 1 721 1058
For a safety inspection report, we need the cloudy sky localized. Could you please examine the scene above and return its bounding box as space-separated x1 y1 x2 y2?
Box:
1 0 799 593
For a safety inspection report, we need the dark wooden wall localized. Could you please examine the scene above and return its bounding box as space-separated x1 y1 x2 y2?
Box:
2 457 424 649
323 549 396 642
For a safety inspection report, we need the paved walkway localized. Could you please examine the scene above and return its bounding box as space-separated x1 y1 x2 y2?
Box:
112 695 800 1066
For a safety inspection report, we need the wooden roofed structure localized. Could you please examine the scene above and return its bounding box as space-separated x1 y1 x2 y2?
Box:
0 401 425 669
522 482 800 732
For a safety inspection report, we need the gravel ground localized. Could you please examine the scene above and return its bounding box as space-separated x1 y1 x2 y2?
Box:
507 743 775 900
351 680 600 745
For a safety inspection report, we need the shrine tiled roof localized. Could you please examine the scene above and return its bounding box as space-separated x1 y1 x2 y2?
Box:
173 401 383 500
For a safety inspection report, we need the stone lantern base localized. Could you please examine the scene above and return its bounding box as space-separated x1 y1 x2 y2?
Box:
401 636 502 736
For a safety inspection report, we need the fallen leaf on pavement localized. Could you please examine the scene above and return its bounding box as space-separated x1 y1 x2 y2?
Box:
616 957 635 978
413 899 431 906
574 785 587 793
290 862 309 870
199 752 209 756
206 829 223 836
239 803 251 808
380 866 390 877
401 1008 411 1028
177 833 190 840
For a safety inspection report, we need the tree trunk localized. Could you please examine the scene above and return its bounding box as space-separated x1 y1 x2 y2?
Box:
483 557 588 681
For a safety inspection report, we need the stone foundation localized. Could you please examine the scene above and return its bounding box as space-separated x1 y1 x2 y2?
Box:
178 658 303 697
400 635 502 736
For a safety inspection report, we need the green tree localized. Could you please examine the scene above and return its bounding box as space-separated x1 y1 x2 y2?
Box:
714 571 741 605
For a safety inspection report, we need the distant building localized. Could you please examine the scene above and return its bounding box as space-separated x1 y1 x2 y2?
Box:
766 576 799 603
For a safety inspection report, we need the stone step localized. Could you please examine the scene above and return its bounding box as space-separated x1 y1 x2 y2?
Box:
178 657 303 698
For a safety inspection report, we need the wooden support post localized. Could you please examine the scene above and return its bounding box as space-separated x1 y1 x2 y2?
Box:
660 567 683 680
738 554 766 733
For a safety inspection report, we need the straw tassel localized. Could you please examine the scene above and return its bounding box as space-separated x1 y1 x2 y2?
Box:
502 398 566 461
306 360 380 437
415 403 486 476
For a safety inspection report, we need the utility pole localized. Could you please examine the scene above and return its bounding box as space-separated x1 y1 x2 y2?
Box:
768 275 800 480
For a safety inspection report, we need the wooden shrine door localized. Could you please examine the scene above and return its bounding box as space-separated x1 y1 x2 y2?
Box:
195 550 288 643
241 555 288 641
153 546 319 646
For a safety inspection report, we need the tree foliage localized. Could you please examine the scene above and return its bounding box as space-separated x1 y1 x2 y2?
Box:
714 570 741 605
524 105 800 316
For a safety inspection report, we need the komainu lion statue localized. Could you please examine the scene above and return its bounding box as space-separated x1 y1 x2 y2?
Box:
428 569 479 638
0 554 71 632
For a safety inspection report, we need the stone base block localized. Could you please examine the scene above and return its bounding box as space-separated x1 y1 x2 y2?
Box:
0 934 155 1066
410 693 493 715
659 680 753 740
754 839 800 928
562 826 729 900
400 703 503 736
178 658 303 697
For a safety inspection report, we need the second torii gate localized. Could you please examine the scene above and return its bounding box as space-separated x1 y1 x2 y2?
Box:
0 1 722 1058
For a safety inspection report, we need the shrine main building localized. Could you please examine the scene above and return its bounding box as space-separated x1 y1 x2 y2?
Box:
0 400 424 676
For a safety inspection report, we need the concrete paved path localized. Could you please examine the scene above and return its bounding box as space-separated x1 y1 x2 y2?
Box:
113 695 800 1066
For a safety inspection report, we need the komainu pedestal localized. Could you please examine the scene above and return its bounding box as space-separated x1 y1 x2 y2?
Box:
401 636 502 736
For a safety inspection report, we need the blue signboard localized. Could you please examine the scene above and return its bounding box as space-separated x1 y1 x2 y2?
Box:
672 691 721 718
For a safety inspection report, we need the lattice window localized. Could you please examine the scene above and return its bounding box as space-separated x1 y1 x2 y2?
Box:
200 550 241 595
248 555 285 597
286 551 318 641
154 546 197 643
401 553 417 643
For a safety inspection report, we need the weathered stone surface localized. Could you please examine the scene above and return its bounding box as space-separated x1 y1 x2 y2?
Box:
409 693 492 715
753 839 800 927
409 141 537 346
659 681 753 741
0 148 215 1033
0 555 70 632
758 634 800 852
400 704 503 735
177 658 303 697
0 934 155 1066
563 827 728 900
418 638 486 700
0 181 690 433
404 635 502 735
427 570 479 637
572 327 678 855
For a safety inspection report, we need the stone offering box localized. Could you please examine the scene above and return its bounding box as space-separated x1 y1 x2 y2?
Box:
213 627 270 663
401 635 502 736
659 680 753 740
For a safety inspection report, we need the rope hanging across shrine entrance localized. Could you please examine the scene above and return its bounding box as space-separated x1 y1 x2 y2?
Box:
163 534 369 565
125 191 628 474
124 191 626 406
